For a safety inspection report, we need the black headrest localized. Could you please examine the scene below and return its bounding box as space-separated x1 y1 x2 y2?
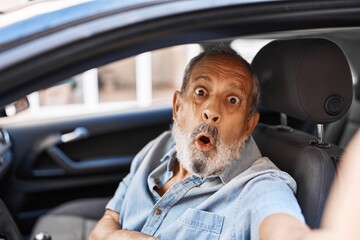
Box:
252 39 353 124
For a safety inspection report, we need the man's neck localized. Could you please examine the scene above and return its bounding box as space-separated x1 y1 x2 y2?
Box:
155 160 191 196
175 159 192 179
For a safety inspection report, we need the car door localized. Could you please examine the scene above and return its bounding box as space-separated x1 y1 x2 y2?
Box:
0 46 190 235
0 106 172 234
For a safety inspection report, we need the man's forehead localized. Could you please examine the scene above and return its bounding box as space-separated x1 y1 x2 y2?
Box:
199 54 247 65
189 55 252 85
193 55 250 74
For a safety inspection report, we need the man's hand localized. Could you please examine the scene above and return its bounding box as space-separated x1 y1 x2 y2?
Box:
88 209 159 240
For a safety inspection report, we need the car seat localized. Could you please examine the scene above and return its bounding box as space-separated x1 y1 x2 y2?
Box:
251 38 353 228
31 197 108 239
325 83 360 148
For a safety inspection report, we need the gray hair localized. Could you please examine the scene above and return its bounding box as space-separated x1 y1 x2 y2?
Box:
180 44 260 116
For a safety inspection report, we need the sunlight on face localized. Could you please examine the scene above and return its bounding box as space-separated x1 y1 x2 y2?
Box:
172 122 246 177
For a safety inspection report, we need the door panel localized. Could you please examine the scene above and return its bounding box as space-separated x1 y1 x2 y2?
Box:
0 106 172 234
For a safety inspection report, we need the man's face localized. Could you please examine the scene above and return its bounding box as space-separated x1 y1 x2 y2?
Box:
172 54 259 177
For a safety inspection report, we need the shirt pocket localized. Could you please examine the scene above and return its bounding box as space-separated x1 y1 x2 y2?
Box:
158 208 224 240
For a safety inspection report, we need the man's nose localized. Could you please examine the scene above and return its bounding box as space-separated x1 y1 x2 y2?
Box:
202 102 221 124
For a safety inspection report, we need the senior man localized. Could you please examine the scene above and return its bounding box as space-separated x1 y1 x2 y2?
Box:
89 46 311 240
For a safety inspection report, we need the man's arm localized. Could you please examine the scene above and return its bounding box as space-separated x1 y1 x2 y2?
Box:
89 209 159 240
89 138 162 240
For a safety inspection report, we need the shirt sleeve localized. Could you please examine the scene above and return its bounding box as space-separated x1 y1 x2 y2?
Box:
240 171 305 240
106 138 156 213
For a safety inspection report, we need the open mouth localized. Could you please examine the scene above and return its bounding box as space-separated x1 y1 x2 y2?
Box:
195 133 215 151
199 135 210 144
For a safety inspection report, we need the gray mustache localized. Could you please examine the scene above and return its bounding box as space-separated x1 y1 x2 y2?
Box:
191 123 219 142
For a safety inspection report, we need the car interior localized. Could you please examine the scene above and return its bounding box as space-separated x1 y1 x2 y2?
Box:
0 2 360 239
325 83 360 149
25 37 354 239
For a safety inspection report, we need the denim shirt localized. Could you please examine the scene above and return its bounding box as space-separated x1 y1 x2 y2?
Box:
107 131 304 240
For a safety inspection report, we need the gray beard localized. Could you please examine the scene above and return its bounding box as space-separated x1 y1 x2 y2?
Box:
171 122 246 177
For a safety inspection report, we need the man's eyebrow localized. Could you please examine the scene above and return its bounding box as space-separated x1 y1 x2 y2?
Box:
228 83 247 94
193 75 211 82
192 76 248 94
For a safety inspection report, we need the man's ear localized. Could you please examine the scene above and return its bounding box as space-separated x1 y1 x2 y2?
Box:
246 112 259 139
172 91 181 121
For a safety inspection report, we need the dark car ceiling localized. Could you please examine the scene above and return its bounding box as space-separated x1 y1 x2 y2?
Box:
0 1 360 107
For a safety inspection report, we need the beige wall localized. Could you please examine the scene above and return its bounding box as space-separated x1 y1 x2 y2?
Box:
38 44 199 105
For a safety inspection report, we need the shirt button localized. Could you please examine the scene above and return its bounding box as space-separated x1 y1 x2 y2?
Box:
155 208 162 215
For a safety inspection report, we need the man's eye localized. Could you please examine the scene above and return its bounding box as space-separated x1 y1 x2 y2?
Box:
228 96 240 104
194 87 206 96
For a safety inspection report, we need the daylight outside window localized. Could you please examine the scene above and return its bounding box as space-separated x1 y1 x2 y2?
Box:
0 40 273 123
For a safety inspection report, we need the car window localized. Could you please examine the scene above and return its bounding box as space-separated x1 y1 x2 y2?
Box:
0 44 202 123
0 39 272 124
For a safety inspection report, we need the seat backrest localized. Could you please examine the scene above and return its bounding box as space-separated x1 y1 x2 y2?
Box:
325 83 360 148
251 39 353 228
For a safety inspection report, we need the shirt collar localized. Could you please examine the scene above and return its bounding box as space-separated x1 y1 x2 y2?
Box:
219 136 262 184
160 147 177 172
